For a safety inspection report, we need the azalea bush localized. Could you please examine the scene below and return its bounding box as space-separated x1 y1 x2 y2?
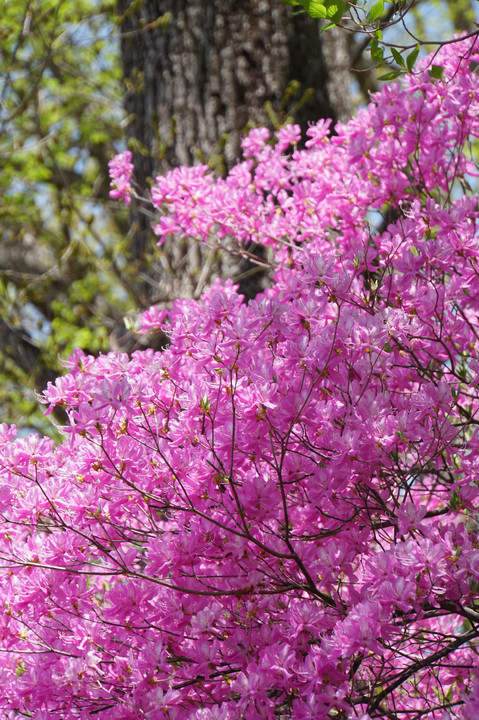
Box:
3 37 479 719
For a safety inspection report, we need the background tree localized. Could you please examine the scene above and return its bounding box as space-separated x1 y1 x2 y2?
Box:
116 0 352 305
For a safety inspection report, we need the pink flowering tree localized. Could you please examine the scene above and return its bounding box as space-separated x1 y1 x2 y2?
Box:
3 37 479 719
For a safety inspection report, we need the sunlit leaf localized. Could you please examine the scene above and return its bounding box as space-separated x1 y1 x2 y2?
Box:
368 0 384 22
302 0 328 18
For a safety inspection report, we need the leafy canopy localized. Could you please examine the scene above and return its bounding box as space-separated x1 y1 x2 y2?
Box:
0 0 135 433
282 0 479 81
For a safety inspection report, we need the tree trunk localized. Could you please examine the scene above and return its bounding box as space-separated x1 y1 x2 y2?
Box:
116 0 351 307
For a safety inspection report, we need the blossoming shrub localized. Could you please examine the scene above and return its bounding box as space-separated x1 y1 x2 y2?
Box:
2 38 479 719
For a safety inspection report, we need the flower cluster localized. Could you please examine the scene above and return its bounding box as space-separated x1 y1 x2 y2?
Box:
108 150 134 206
2 37 479 719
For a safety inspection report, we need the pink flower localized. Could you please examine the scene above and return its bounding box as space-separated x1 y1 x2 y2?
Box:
240 126 270 158
3 36 479 719
305 117 333 147
108 150 134 205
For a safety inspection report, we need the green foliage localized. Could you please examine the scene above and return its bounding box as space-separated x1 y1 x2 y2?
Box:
406 44 420 71
429 63 445 80
370 38 384 63
367 0 384 23
281 0 479 87
281 0 345 23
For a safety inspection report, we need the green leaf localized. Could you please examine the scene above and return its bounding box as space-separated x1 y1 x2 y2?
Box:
391 48 405 68
377 70 404 81
406 44 420 71
368 0 384 22
428 64 444 80
320 21 336 32
370 39 384 64
324 0 344 23
302 0 327 18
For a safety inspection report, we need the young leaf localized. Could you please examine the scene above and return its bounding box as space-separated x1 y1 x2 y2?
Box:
325 0 344 23
406 44 420 71
370 39 384 63
377 70 404 81
429 64 444 80
391 47 405 68
303 0 327 18
368 0 384 23
320 21 336 32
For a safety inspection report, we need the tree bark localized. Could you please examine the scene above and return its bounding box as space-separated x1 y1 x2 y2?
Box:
117 0 352 305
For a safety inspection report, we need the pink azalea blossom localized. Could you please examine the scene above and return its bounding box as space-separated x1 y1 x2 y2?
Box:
108 150 134 205
2 36 479 719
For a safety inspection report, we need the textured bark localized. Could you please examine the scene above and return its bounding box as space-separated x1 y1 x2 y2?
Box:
117 0 352 305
